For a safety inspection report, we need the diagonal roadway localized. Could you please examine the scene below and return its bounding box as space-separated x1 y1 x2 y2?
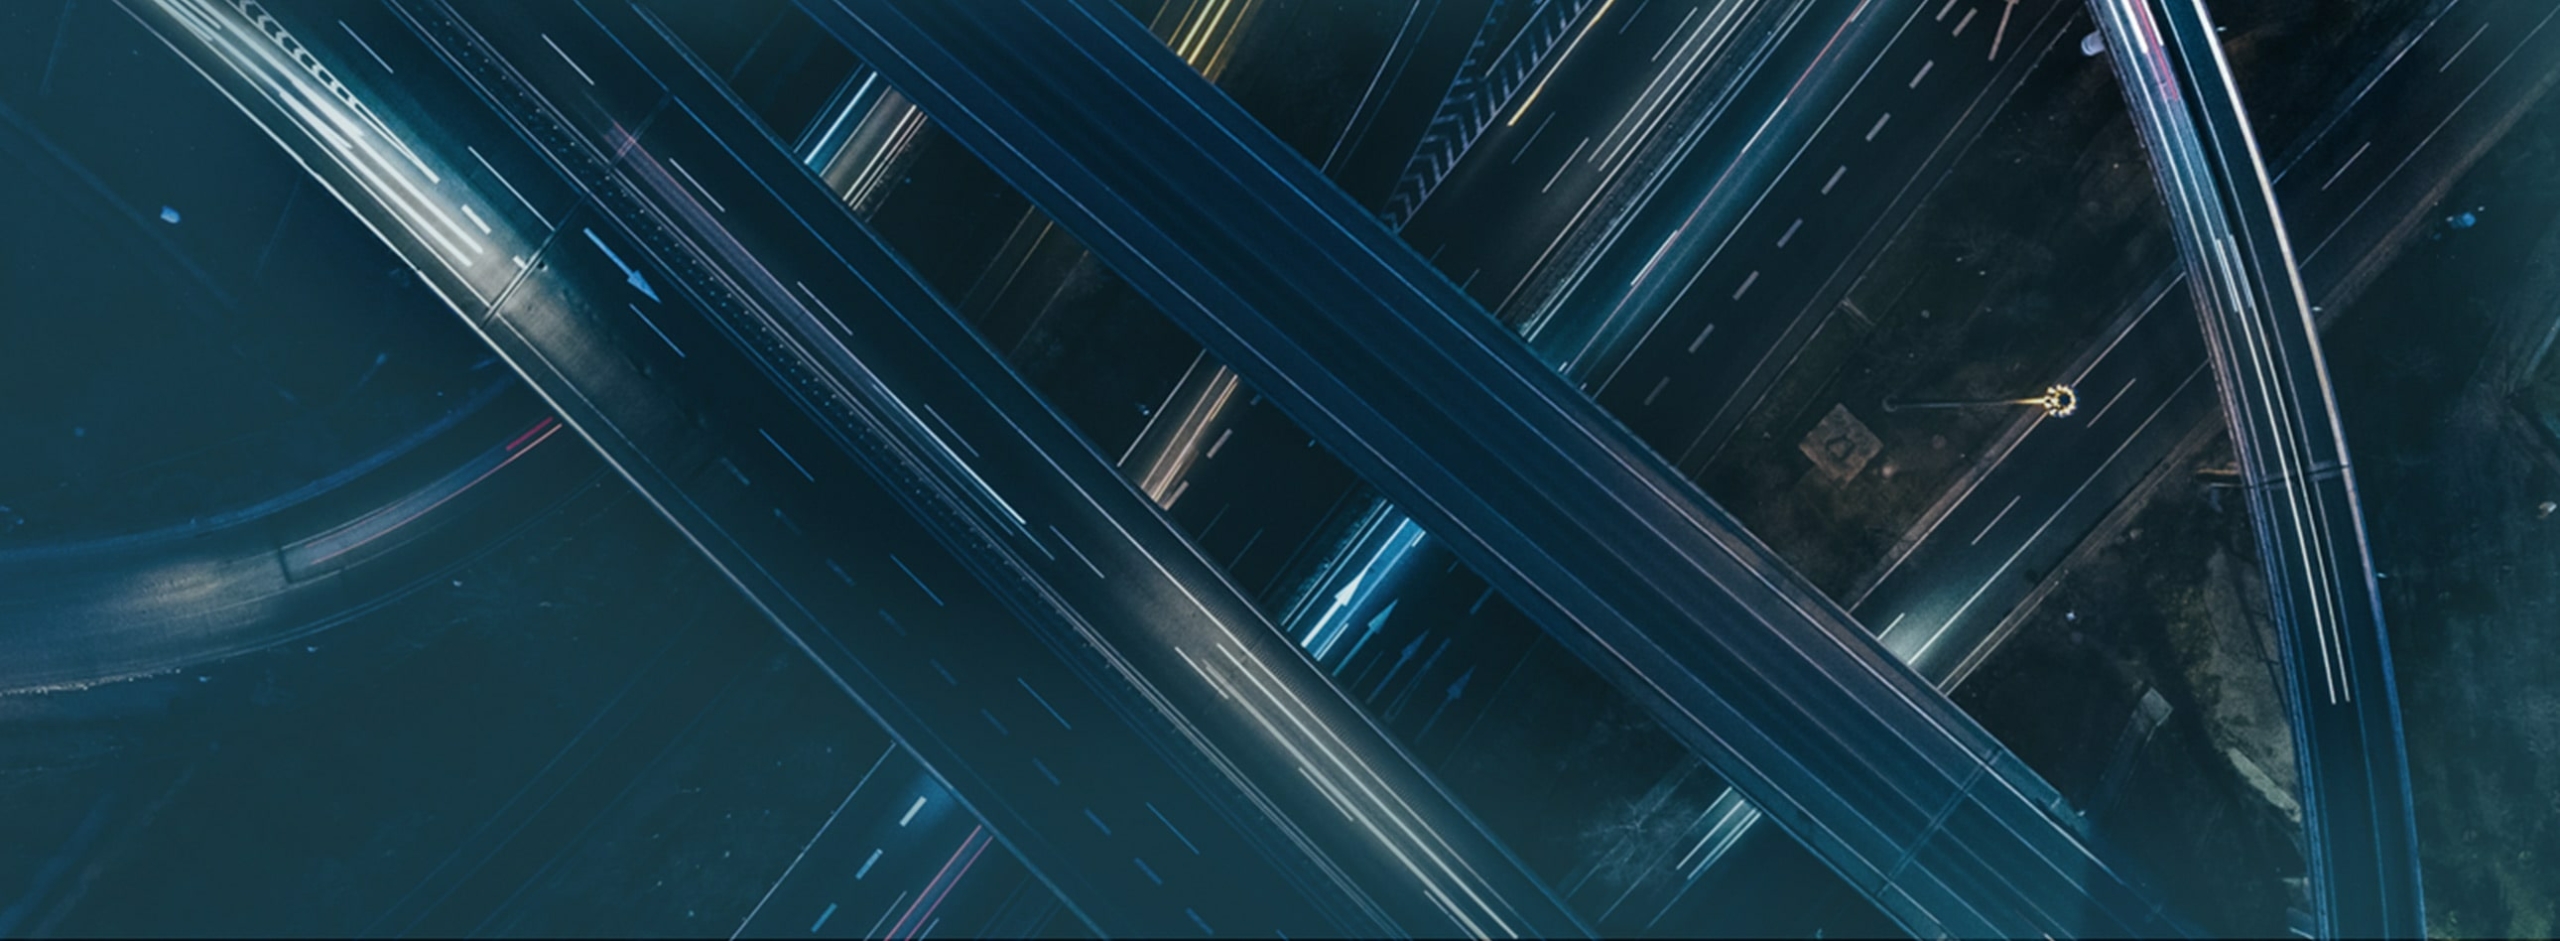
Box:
2089 0 2431 934
123 0 1587 935
801 0 2188 934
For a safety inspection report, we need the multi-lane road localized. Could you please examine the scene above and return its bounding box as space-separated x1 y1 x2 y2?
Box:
127 0 1604 935
2090 0 2443 934
801 0 2188 934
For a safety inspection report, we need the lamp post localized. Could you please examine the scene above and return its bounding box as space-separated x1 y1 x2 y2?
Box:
1882 384 2077 418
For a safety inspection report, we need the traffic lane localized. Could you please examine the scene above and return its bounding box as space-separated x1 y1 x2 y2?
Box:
2143 1 2432 931
735 749 1020 940
811 2 2181 933
1548 0 2064 380
172 0 562 309
1085 120 2099 910
1406 0 1746 297
2287 0 2560 288
1852 286 2212 673
1589 0 2072 468
1477 0 1885 320
337 0 587 236
427 0 669 141
2290 496 2411 934
1314 0 1496 207
517 12 1592 933
0 383 563 692
167 1 1392 935
1413 0 1866 317
508 193 1312 938
1274 44 2181 935
1063 0 2068 833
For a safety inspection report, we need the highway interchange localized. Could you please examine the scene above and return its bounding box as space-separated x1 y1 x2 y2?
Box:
8 0 2554 935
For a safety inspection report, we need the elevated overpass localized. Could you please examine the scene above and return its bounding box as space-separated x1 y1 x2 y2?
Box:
798 0 2189 935
126 0 1588 935
2088 0 2426 936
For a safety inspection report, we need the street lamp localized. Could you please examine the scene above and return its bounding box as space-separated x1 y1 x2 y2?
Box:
1884 383 2078 418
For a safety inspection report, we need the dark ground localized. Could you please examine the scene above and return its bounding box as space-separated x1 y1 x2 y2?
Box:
2325 79 2560 940
1954 436 2306 938
0 0 502 544
0 4 905 936
0 483 889 937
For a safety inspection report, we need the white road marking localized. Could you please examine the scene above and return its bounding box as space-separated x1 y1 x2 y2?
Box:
2441 22 2489 72
667 157 727 213
2084 376 2138 427
759 428 814 482
1970 494 2022 546
338 21 394 74
1050 525 1108 580
466 145 551 230
1543 137 1590 193
2318 141 2370 191
627 303 683 357
540 33 594 85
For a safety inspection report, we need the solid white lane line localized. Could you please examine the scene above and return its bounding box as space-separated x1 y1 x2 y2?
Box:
2319 140 2371 192
627 303 683 357
2084 376 2138 427
1543 137 1590 193
1050 525 1108 580
1511 112 1556 164
338 21 394 74
667 157 726 213
759 428 814 482
1970 495 2022 546
2441 22 2489 72
466 145 551 230
540 33 595 85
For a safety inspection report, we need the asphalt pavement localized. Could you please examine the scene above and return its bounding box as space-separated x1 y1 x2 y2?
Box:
800 0 2188 934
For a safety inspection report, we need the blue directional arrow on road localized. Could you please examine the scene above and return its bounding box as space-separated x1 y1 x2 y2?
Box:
581 227 660 302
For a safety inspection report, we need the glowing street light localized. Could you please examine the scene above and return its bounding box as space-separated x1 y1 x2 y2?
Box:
1884 383 2079 418
2036 384 2078 417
